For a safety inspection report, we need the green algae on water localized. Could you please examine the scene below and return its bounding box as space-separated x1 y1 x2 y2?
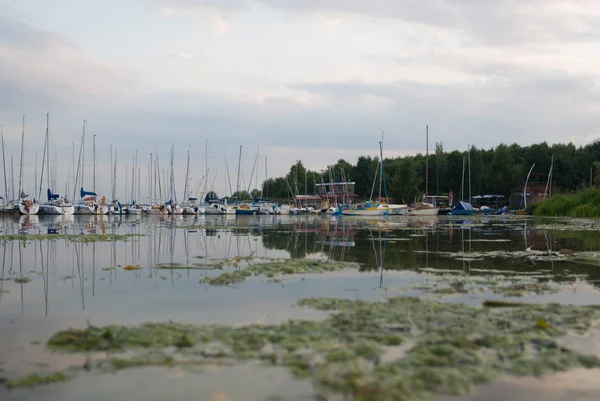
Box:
200 258 358 285
14 277 32 284
6 372 69 389
36 296 600 400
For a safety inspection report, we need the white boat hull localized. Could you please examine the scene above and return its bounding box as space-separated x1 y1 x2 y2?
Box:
39 204 75 215
74 203 109 215
145 208 168 215
19 203 40 215
408 207 440 216
183 206 205 215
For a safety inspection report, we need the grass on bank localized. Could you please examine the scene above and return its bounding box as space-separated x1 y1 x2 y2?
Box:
531 187 600 217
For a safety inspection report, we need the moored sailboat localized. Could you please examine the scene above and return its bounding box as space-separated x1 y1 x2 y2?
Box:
39 189 74 215
74 188 109 215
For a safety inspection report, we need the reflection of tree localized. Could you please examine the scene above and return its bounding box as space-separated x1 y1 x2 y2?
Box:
258 222 600 289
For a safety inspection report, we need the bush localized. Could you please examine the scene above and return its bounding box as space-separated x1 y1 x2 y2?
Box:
534 188 600 217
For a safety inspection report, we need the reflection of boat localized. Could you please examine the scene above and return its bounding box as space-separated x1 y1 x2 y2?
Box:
19 214 40 227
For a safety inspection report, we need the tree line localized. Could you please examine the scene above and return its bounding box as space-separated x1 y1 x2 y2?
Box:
260 140 600 203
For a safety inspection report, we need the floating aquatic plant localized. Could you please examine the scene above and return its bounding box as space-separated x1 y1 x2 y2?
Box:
28 296 600 400
123 265 142 271
200 259 358 286
1 233 144 243
14 277 32 284
6 372 69 389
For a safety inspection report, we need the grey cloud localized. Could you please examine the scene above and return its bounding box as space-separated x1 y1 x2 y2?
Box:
152 0 600 47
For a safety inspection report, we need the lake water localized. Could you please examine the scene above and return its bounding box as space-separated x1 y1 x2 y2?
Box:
1 214 600 401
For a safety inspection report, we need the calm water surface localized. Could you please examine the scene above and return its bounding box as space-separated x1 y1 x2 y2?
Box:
1 214 600 400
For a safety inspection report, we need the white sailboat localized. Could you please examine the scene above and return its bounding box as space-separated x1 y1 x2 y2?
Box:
17 116 39 215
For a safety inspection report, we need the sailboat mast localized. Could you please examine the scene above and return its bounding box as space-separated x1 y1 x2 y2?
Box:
17 116 25 199
425 125 429 202
264 155 267 198
10 151 14 200
156 149 161 201
170 144 175 202
379 141 388 203
110 145 113 200
81 120 86 191
113 148 118 201
183 148 190 200
135 150 138 201
35 153 38 200
468 144 471 203
71 141 75 198
379 131 383 200
1 126 7 201
72 127 84 201
225 156 233 197
93 134 96 193
236 145 242 198
47 114 51 194
131 156 135 202
149 153 153 202
38 113 49 199
460 154 465 202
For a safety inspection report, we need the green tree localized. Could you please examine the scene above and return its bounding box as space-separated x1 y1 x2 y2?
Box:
389 158 422 204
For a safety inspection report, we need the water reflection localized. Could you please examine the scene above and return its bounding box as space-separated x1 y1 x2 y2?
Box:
0 214 600 320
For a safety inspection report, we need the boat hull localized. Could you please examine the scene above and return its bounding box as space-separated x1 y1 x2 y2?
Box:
342 209 388 216
19 203 40 215
74 204 109 215
39 204 75 215
448 210 478 216
408 207 440 216
235 209 257 215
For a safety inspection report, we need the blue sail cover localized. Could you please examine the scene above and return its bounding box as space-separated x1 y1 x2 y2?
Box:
454 201 475 211
47 189 59 201
165 199 173 205
80 187 97 198
188 197 198 201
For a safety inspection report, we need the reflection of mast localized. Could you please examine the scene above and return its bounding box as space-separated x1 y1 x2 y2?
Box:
40 241 48 316
19 242 24 314
75 242 85 310
92 243 96 297
0 242 6 307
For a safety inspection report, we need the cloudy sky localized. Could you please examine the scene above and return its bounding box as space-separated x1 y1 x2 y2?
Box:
1 0 599 200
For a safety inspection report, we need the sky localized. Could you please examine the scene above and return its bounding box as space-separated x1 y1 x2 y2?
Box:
1 0 600 201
